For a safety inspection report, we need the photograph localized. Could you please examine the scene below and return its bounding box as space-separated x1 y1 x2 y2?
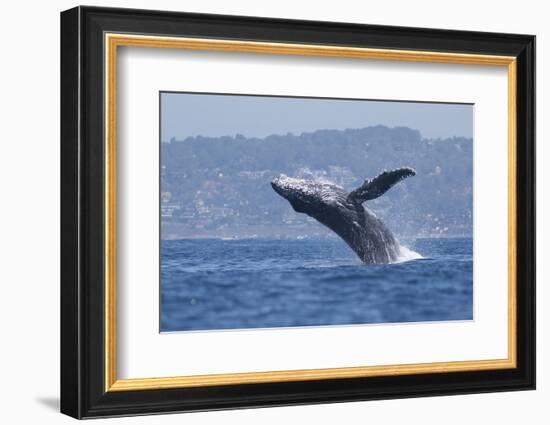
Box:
160 92 474 332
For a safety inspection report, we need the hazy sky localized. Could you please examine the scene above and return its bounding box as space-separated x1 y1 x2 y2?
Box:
161 92 473 141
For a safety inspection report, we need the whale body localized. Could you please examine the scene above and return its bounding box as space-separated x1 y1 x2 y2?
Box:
271 167 416 264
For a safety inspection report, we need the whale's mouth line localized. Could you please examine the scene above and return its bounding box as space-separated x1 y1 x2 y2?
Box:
270 181 286 197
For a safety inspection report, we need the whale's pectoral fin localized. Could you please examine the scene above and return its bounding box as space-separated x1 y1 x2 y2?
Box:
347 167 416 204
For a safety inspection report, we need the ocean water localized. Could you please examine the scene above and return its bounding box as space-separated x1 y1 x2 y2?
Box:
160 237 473 332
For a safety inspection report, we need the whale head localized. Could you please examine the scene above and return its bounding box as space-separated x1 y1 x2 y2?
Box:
271 175 348 215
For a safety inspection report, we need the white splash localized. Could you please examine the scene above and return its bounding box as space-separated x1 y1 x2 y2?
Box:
393 244 424 264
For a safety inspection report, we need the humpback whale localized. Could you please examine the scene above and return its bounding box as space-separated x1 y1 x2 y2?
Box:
271 167 416 264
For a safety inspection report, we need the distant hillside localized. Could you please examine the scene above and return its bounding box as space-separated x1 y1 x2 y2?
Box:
160 126 472 239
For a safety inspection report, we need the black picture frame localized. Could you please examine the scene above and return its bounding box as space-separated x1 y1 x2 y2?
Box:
61 5 535 419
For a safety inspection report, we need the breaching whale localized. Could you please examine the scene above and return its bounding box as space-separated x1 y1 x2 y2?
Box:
271 167 416 264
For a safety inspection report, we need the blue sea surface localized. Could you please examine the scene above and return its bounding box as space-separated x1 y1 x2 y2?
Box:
160 237 473 332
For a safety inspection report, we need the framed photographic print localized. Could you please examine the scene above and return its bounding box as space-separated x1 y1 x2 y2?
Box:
60 6 535 419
